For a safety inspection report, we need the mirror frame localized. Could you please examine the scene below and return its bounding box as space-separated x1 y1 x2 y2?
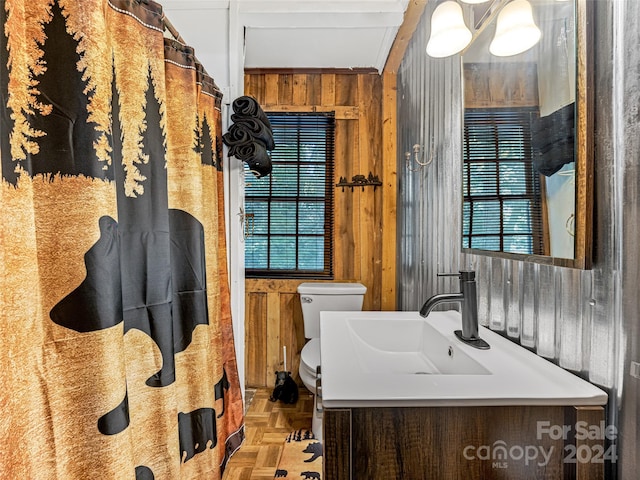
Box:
460 0 594 269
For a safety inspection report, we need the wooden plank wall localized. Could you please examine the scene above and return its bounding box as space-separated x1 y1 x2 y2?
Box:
463 62 539 108
243 71 385 387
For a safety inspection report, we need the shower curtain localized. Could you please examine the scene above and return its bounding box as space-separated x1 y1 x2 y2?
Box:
0 0 244 478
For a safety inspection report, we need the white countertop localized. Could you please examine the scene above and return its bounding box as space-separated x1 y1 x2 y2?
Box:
320 310 608 409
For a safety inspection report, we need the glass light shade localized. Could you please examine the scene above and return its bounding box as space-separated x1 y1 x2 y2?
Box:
426 1 472 58
489 0 541 57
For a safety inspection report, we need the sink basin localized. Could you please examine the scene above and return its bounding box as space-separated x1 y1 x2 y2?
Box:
346 317 489 375
320 310 608 408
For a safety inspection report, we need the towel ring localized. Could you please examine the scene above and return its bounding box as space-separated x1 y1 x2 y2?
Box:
565 213 575 237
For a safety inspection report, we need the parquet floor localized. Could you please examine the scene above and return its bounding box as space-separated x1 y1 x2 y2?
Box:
222 387 314 480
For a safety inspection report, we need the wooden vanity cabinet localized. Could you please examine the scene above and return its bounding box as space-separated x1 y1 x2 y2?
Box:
323 405 606 480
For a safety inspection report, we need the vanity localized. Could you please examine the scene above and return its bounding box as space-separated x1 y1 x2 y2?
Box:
320 311 609 479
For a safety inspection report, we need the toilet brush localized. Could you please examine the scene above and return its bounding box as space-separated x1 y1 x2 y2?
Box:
269 345 299 404
283 345 287 372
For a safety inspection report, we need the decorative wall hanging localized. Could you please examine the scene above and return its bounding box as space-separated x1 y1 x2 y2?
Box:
335 172 382 192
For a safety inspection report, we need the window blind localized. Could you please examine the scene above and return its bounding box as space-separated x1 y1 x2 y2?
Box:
462 108 545 255
245 112 335 278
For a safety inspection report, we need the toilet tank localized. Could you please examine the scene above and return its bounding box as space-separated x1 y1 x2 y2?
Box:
297 282 367 339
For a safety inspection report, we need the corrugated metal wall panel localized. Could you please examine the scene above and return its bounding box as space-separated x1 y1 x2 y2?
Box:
397 0 463 312
397 0 613 381
396 2 640 477
613 0 640 474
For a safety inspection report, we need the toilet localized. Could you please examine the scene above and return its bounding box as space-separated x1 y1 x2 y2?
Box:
297 282 367 440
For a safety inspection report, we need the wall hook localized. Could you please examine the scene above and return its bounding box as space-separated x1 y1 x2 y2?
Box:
405 141 434 171
335 172 382 192
238 207 255 239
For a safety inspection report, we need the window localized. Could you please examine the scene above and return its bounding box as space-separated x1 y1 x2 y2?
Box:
462 108 545 255
244 112 335 278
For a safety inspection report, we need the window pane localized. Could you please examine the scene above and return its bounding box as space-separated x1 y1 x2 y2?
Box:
466 125 497 159
270 202 297 234
245 169 270 195
504 235 533 254
246 201 268 234
245 237 267 269
269 236 296 270
271 164 298 197
299 202 325 234
472 201 501 234
462 202 471 235
503 200 533 233
299 164 326 196
273 128 299 146
469 163 497 195
497 124 525 158
471 236 500 251
499 162 527 195
300 144 326 162
298 237 324 270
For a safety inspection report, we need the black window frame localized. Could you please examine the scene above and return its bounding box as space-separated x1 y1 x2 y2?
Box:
244 112 335 279
462 107 546 256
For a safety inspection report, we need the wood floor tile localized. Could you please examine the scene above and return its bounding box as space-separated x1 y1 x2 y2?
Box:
255 445 283 467
223 387 313 480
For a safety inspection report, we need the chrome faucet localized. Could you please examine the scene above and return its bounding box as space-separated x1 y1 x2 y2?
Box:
419 270 490 350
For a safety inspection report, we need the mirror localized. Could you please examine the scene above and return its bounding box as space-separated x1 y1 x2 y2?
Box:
461 0 593 269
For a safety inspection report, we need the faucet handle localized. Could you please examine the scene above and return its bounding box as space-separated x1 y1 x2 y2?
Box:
437 271 476 281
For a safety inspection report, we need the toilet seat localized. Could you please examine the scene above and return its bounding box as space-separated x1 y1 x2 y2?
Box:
301 338 320 373
300 339 323 442
299 339 320 392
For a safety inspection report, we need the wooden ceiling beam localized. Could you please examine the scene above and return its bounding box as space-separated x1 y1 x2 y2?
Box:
383 0 428 75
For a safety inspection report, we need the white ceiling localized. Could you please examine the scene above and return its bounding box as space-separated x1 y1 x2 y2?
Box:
162 0 410 81
240 0 409 71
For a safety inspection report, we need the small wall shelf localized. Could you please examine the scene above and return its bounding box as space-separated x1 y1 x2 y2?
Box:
336 172 382 192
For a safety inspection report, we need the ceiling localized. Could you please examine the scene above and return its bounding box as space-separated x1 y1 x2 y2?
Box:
240 0 409 71
161 0 411 76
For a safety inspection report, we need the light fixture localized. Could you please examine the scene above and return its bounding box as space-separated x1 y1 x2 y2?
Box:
489 0 541 57
426 1 472 58
459 0 490 3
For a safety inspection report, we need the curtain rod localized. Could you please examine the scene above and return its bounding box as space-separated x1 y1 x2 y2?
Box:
162 15 185 44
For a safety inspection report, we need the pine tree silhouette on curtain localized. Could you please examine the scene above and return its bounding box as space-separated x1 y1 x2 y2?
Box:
0 3 16 185
29 1 109 180
194 112 218 169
